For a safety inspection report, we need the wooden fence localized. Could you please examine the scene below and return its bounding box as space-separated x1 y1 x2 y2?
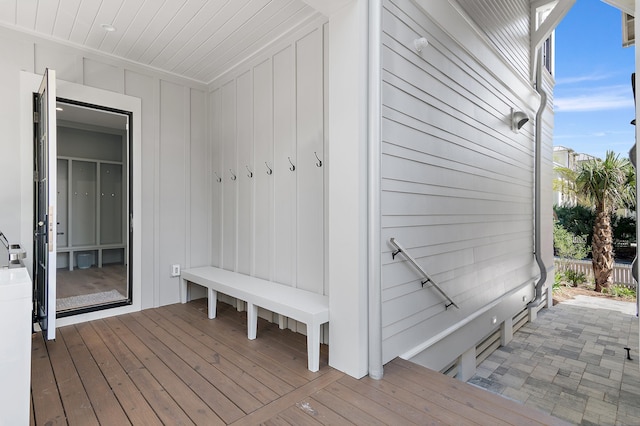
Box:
554 258 636 289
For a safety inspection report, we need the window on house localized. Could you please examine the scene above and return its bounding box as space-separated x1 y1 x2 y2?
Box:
537 5 555 75
542 36 553 74
622 12 634 48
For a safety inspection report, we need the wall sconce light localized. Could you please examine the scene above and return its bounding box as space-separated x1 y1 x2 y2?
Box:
414 37 429 52
511 108 529 132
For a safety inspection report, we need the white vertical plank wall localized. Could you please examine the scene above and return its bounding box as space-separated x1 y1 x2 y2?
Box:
211 88 223 268
236 71 254 276
221 81 238 272
159 81 187 306
209 22 327 330
189 88 209 267
253 59 274 281
2 25 210 316
273 45 296 287
295 29 325 295
122 70 158 310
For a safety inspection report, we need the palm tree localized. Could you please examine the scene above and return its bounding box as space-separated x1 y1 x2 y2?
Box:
574 151 635 292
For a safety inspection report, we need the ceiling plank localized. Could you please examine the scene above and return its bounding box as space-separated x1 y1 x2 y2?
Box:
16 0 37 29
84 0 127 49
35 0 60 35
112 0 166 57
169 0 271 75
0 0 17 26
98 0 145 54
192 1 312 81
68 0 103 45
136 0 208 64
53 0 82 40
0 0 326 84
127 0 189 62
147 0 233 69
184 0 299 76
201 7 319 83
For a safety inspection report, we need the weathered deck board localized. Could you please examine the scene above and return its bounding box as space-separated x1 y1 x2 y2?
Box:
89 318 193 425
46 330 99 425
31 299 570 425
30 331 66 425
58 326 130 425
105 315 227 425
74 322 162 425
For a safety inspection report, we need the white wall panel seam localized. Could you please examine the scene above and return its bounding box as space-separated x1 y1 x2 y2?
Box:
153 77 161 307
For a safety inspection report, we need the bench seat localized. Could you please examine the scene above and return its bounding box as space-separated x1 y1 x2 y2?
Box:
180 266 329 372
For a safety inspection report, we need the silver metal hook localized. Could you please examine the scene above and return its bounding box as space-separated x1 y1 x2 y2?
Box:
214 171 222 183
314 151 322 167
229 169 236 181
246 165 253 178
288 157 296 171
265 162 272 175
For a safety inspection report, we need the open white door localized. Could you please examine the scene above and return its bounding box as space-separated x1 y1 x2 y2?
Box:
33 69 57 340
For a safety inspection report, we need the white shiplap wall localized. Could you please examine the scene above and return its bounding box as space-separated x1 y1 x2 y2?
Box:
209 21 327 330
380 0 552 364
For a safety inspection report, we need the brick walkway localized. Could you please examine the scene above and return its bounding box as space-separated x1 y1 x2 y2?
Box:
469 296 639 425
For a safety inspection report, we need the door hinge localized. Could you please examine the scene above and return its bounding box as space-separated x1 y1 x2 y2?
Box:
34 170 39 182
33 111 40 123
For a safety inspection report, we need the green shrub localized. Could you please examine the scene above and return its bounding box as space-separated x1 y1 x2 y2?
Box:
553 223 589 261
553 271 564 291
554 205 594 247
603 285 637 299
564 269 587 287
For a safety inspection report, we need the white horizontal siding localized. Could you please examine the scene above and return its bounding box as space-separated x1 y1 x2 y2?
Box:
380 0 542 363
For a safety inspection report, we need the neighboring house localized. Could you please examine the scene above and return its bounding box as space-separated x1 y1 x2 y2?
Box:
0 0 599 381
553 145 598 207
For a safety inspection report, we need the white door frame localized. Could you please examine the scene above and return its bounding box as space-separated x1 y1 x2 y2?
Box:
20 71 142 326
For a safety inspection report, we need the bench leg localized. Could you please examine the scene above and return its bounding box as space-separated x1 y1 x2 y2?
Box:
180 278 188 303
247 302 258 340
307 323 321 372
278 314 287 330
207 289 217 319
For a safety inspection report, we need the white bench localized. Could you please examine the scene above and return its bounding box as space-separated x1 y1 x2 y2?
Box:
180 266 329 372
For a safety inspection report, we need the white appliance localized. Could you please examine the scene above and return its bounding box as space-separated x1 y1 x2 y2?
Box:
0 266 32 425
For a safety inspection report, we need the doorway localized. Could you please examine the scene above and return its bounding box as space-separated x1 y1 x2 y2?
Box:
54 100 132 316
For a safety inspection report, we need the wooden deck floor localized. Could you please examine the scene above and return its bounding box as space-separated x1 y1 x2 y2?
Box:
31 299 569 425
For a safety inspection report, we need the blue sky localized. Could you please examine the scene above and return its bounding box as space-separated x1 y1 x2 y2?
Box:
554 0 636 160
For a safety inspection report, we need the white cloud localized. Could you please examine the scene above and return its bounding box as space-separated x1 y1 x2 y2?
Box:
554 129 634 140
554 85 634 112
555 72 614 85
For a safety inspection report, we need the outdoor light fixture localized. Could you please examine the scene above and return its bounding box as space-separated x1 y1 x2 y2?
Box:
413 37 429 52
511 109 529 131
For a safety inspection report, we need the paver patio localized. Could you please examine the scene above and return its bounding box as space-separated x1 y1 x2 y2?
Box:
469 295 639 425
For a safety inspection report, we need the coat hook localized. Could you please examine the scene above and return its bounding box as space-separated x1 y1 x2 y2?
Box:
265 162 272 175
314 151 322 167
214 171 222 183
246 165 253 178
288 157 296 171
229 169 237 181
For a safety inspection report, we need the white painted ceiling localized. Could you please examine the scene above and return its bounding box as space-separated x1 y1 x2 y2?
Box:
0 0 322 84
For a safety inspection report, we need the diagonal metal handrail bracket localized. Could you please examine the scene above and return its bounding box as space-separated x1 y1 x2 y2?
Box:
389 238 459 310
